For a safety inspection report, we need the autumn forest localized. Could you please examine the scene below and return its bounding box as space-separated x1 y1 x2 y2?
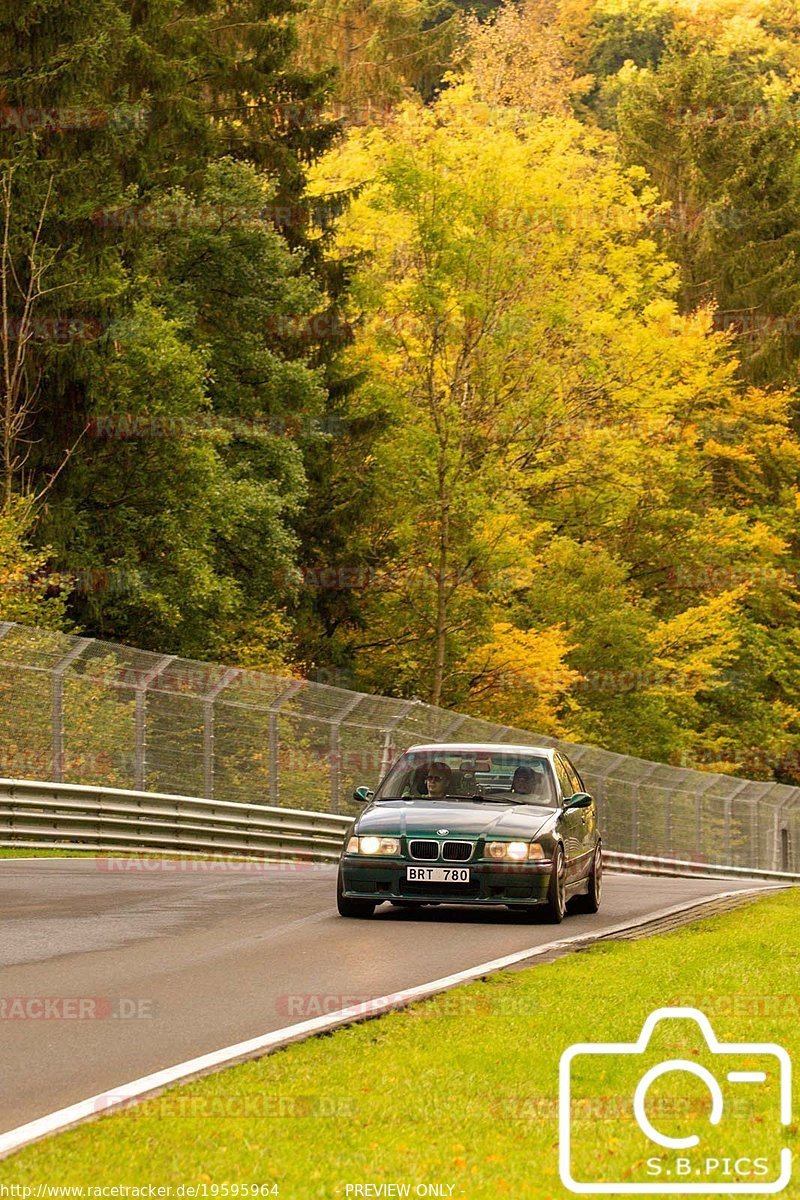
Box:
3 0 800 782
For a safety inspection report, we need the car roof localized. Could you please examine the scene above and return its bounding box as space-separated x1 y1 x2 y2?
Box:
405 743 557 759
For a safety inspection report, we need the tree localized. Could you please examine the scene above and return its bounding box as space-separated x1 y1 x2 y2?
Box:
0 170 52 511
465 621 582 734
0 500 68 629
463 0 592 114
608 4 800 383
312 86 618 706
0 0 343 661
310 78 800 775
294 0 462 106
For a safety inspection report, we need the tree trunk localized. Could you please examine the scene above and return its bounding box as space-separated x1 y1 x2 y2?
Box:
431 460 449 708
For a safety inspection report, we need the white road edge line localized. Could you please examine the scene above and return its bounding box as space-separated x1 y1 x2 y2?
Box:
0 883 786 1160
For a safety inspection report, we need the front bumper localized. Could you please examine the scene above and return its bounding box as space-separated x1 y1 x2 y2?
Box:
339 855 552 906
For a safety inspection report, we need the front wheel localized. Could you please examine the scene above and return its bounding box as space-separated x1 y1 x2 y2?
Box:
543 845 566 924
336 871 375 918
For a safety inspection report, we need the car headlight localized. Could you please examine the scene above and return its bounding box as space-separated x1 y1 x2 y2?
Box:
347 835 401 856
486 840 546 861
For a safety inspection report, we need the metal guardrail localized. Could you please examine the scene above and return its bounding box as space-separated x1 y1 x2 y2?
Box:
603 850 799 883
0 778 350 862
1 779 798 882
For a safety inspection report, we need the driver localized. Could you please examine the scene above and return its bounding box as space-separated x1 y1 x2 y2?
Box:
426 761 452 799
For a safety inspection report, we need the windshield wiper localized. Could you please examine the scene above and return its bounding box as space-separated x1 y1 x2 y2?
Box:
378 794 525 803
428 793 522 802
465 793 527 804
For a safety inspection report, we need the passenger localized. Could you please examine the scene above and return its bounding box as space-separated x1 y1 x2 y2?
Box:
511 765 539 796
426 762 452 799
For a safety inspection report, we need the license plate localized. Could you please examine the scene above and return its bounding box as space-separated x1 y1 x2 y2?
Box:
406 866 470 883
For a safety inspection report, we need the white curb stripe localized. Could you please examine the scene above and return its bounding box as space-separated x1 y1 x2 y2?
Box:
0 884 785 1160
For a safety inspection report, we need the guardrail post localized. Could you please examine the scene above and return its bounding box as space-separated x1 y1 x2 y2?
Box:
202 668 240 800
329 693 363 813
593 776 604 834
724 797 732 862
51 638 92 782
379 699 418 779
268 680 305 805
203 704 213 798
771 792 796 872
632 789 640 854
134 655 176 791
690 775 720 863
630 763 661 854
722 779 750 866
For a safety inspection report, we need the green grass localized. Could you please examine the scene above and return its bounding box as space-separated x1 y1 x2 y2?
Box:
1 890 798 1197
0 847 104 858
0 848 268 860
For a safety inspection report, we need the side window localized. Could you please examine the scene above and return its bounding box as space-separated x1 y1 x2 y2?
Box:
563 755 584 796
554 755 573 800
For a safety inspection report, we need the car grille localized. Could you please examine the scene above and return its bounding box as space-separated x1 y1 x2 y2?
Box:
408 840 439 860
442 840 473 861
408 839 475 861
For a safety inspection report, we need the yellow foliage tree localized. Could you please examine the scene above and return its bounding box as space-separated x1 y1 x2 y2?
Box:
466 621 583 734
463 0 593 113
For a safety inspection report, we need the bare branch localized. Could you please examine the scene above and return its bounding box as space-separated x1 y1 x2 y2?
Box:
0 170 64 515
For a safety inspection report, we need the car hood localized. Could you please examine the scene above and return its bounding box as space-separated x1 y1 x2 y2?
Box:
355 798 557 840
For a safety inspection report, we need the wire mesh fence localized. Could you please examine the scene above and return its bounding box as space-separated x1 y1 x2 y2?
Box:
0 621 796 873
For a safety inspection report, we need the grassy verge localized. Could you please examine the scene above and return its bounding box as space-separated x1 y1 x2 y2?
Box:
0 848 106 858
1 890 797 1196
0 848 274 860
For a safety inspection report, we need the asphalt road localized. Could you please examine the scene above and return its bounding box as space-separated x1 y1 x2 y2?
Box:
0 858 776 1136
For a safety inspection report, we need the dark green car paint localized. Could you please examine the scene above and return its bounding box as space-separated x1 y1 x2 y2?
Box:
336 744 602 920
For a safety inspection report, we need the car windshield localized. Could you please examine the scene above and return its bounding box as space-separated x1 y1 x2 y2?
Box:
374 749 557 805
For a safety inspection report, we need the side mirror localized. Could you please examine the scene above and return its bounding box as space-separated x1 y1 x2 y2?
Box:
563 792 592 810
353 785 374 804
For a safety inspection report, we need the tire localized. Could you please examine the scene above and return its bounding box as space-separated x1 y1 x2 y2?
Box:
570 844 602 914
336 871 376 919
543 844 566 924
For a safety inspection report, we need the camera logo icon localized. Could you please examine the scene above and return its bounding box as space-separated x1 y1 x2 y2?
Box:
559 1007 792 1194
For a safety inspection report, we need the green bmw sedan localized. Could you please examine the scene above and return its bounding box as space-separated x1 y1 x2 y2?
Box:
336 743 602 922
